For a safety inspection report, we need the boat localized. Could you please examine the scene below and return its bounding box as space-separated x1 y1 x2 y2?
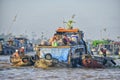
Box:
34 17 118 68
10 17 117 68
34 18 90 68
1 36 33 55
10 55 35 66
81 54 116 68
34 59 53 69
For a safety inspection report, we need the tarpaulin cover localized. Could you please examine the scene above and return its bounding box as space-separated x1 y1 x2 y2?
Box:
40 48 70 62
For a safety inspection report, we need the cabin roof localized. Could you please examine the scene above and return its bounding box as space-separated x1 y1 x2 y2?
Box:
56 27 79 33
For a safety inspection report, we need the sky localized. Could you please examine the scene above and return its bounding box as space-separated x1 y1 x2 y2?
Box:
0 0 120 40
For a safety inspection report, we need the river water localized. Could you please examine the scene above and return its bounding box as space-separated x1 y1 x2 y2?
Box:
0 55 120 80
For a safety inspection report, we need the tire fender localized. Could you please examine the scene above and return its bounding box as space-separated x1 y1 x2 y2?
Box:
45 53 52 60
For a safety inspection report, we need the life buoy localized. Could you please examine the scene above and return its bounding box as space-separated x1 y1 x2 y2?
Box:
45 53 52 60
22 56 29 63
30 56 36 63
82 58 92 67
85 58 92 64
30 55 40 63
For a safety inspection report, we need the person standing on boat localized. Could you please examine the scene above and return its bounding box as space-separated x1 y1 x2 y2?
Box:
100 48 107 57
12 50 20 58
52 39 58 47
20 47 25 57
35 48 41 59
71 33 79 45
49 33 58 46
62 34 70 45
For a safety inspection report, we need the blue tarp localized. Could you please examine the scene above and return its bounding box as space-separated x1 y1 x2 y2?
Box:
40 48 70 62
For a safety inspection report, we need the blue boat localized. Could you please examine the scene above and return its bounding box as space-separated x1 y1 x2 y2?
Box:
0 37 33 55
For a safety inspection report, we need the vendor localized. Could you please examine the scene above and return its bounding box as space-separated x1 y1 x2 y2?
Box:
36 48 41 59
49 33 58 46
20 47 25 57
62 34 70 45
71 33 78 45
100 48 107 57
12 50 20 58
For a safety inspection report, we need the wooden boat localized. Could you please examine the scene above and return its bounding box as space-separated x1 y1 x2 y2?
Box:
82 58 104 68
82 54 116 68
34 59 53 69
10 55 34 66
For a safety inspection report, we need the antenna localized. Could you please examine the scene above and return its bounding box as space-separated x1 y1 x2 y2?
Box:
7 13 18 35
63 18 67 28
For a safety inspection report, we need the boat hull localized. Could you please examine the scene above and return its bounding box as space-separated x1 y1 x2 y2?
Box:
10 56 34 66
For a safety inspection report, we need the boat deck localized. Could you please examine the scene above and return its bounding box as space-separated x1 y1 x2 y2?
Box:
37 46 71 48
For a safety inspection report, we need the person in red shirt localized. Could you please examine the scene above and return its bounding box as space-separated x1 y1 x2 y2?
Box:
100 48 106 57
62 34 70 45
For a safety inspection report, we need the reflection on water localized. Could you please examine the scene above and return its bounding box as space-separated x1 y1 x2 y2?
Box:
0 55 120 80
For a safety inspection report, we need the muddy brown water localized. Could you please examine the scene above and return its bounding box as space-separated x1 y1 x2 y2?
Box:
0 54 120 80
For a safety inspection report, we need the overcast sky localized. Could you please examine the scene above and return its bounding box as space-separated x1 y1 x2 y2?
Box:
0 0 120 40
